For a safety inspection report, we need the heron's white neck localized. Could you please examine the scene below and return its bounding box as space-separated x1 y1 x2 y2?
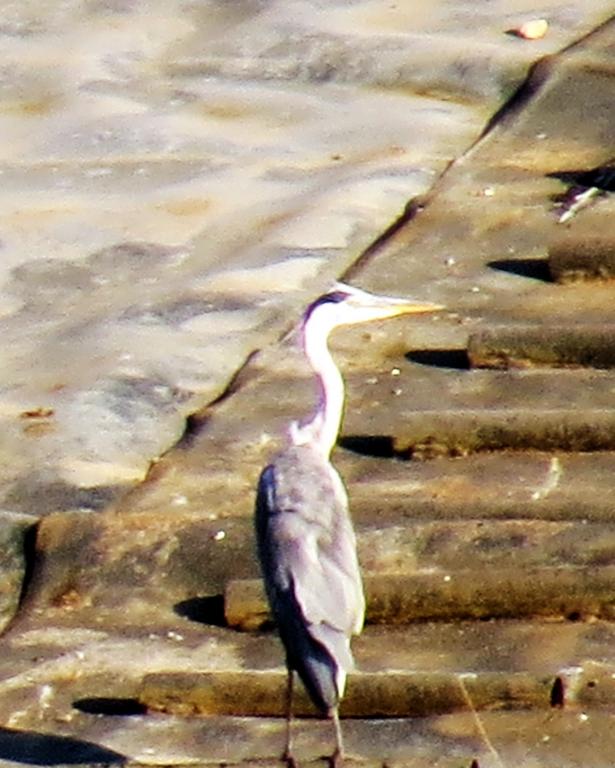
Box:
291 311 345 457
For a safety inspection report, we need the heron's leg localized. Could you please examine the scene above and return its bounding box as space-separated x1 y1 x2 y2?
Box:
283 669 297 768
329 706 344 768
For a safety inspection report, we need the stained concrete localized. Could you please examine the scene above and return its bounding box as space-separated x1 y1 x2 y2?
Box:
0 4 615 768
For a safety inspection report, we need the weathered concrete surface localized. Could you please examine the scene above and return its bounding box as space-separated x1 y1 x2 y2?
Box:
142 640 615 717
0 0 612 522
0 0 563 640
468 325 615 369
0 511 36 634
5 0 591 521
1 5 615 768
549 231 615 282
0 447 610 664
226 566 615 629
2 710 613 768
0 614 613 760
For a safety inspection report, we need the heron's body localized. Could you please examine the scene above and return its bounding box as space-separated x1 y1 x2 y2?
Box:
256 442 364 714
254 283 442 766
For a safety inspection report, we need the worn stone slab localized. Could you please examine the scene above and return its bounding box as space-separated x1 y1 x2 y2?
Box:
19 490 615 622
0 616 610 722
114 342 615 524
468 325 615 369
390 409 615 456
0 511 37 634
138 618 615 718
141 335 615 468
0 609 612 763
549 231 615 283
344 451 615 524
118 328 615 516
341 366 615 455
226 566 615 630
167 0 615 100
574 660 615 709
0 0 611 521
141 669 556 718
351 17 615 325
19 510 261 617
250 352 615 422
8 0 598 517
35 710 615 767
2 9 615 768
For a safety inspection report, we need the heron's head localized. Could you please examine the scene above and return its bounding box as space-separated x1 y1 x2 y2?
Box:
303 282 444 333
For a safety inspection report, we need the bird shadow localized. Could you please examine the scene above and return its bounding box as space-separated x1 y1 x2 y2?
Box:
174 595 227 627
547 164 615 191
405 349 471 369
487 258 552 282
0 726 125 766
338 435 397 459
72 697 147 716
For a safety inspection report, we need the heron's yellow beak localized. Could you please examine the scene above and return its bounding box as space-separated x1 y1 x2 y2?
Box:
347 296 445 324
326 283 444 327
386 299 445 316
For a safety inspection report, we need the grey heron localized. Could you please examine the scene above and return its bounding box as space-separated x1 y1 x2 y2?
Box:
255 283 443 767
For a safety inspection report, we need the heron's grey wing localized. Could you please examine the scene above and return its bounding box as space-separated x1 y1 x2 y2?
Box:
256 460 365 636
289 512 365 639
302 459 364 636
255 461 364 695
298 524 361 679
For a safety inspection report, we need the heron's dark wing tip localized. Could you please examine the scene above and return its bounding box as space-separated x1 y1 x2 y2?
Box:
256 465 276 513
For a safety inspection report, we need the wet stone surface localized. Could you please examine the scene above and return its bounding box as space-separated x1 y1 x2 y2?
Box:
1 3 615 768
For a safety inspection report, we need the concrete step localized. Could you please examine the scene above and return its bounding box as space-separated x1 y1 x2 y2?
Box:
10 710 615 767
140 619 615 717
225 565 615 629
0 616 612 765
468 324 615 369
343 451 615 523
342 365 615 455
